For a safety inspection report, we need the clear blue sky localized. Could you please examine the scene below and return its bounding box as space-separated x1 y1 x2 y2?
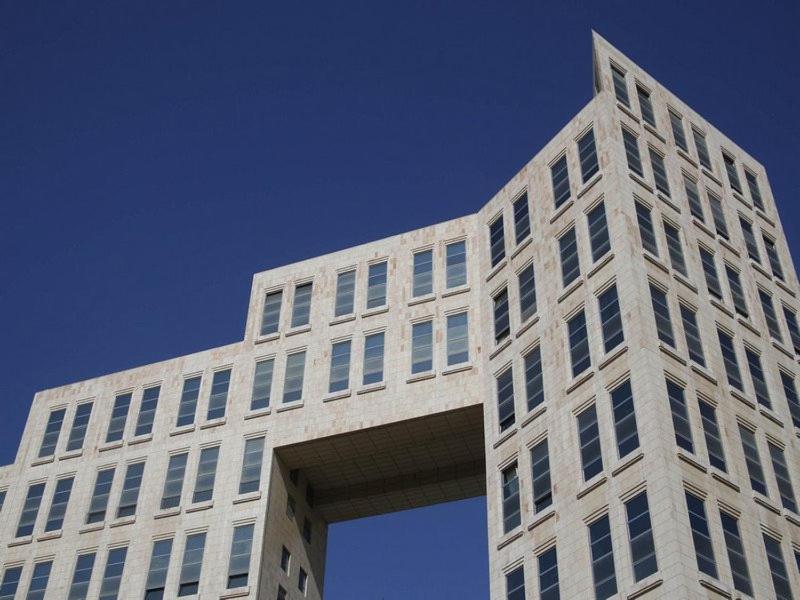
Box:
1 2 797 598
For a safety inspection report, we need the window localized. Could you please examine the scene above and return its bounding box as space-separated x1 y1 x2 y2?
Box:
239 437 265 495
105 392 131 443
303 517 312 543
518 263 537 322
298 567 308 594
0 566 21 600
551 154 571 208
280 547 291 573
745 169 765 211
649 283 675 347
68 552 95 600
719 511 752 595
501 462 520 533
699 246 722 300
286 495 296 519
489 216 506 267
685 491 717 578
625 491 657 581
707 191 728 239
669 109 687 151
740 217 761 262
116 461 145 518
680 304 705 366
493 287 510 344
412 249 433 297
684 175 705 221
663 221 687 276
87 467 114 524
524 346 544 412
635 201 658 256
65 402 93 452
780 370 800 429
738 425 767 495
445 240 467 288
759 289 783 342
717 328 743 391
538 547 559 600
567 309 591 378
328 340 351 393
278 286 304 333
362 332 385 385
578 128 599 183
513 193 531 244
587 201 611 262
38 408 66 458
334 269 356 317
763 235 784 280
16 482 45 537
745 347 771 409
692 128 712 171
699 400 726 471
578 405 603 480
145 538 173 600
446 312 469 366
637 86 656 127
411 320 433 374
611 63 629 106
725 265 748 317
277 585 287 600
193 446 220 503
160 452 188 510
505 565 525 600
228 524 255 589
496 367 515 432
98 547 127 600
251 358 274 410
666 378 693 453
283 351 306 402
769 442 797 513
178 532 206 597
763 533 793 600
176 376 201 428
649 148 670 196
559 226 580 287
622 127 643 177
25 561 51 600
0 490 4 515
611 379 639 458
260 290 282 336
784 305 800 353
589 514 617 599
531 438 552 513
723 152 742 193
366 261 387 309
134 386 160 437
44 476 74 531
207 368 231 420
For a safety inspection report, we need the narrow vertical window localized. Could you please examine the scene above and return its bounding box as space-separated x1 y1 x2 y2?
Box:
611 64 629 106
622 127 643 177
699 400 726 471
769 442 797 513
260 290 282 336
649 283 675 347
303 517 312 543
116 461 145 518
38 408 66 458
551 154 571 208
145 538 173 599
239 437 265 495
680 303 705 366
178 532 206 597
0 566 22 600
493 287 510 344
783 305 800 353
411 320 433 374
228 524 255 589
669 109 687 151
366 261 387 309
780 370 800 429
611 379 639 458
707 190 728 239
625 491 658 581
578 128 599 183
412 249 433 297
161 452 188 510
567 309 591 377
445 240 467 288
589 514 617 599
587 201 611 262
15 482 45 537
446 312 469 366
501 462 520 533
25 561 52 600
717 329 743 391
666 379 693 453
518 263 537 322
334 269 356 317
598 285 624 353
744 169 765 211
513 193 531 244
298 568 308 594
739 425 767 495
578 405 603 480
283 351 306 402
524 346 544 412
277 585 288 600
489 216 506 267
530 438 552 513
192 446 220 503
719 511 752 596
637 86 656 127
290 282 312 328
328 340 351 393
663 221 687 276
505 565 525 600
98 547 127 600
66 402 93 452
206 368 231 420
362 332 385 385
725 265 748 317
68 552 96 600
280 547 291 573
251 358 274 411
86 467 115 524
692 128 712 171
740 217 761 262
134 386 160 437
684 175 705 222
635 201 658 256
44 476 74 532
105 392 131 443
745 347 771 409
176 376 201 428
759 289 783 342
538 547 559 600
722 152 742 193
559 226 580 287
763 235 785 281
496 367 515 432
764 534 793 600
685 492 717 578
699 246 723 300
649 148 670 196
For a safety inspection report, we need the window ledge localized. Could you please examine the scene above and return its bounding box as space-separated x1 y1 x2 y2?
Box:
576 474 607 500
698 576 731 599
692 217 715 239
616 101 639 122
234 491 262 505
31 455 54 466
709 298 734 318
527 507 556 531
772 339 794 360
710 469 739 492
486 259 507 282
753 493 781 515
732 190 750 209
59 448 84 461
509 236 533 260
170 424 196 437
676 148 697 167
98 440 123 452
362 305 389 318
673 272 697 293
220 587 251 599
576 172 602 199
643 251 669 274
611 450 644 477
598 344 628 371
110 516 136 528
154 507 181 519
7 536 32 547
717 236 740 257
201 417 227 430
492 427 517 450
406 371 436 384
489 337 512 360
658 341 687 365
442 363 473 376
627 576 664 599
629 171 654 193
37 530 62 542
657 191 680 214
756 208 775 227
549 198 574 225
750 260 771 280
79 523 104 534
129 433 153 446
758 406 784 428
643 122 666 143
565 369 594 395
514 314 539 338
677 448 707 474
276 401 304 413
186 501 214 513
330 314 356 326
775 278 794 297
244 408 271 420
285 324 311 337
255 332 280 345
356 382 386 395
700 167 721 186
442 285 470 298
323 389 351 403
587 252 614 279
729 387 755 410
689 362 717 386
556 277 584 304
785 511 800 528
735 316 760 337
520 404 546 429
495 528 523 551
408 293 436 307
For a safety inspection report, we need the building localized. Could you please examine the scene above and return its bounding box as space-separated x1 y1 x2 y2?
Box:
1 32 799 600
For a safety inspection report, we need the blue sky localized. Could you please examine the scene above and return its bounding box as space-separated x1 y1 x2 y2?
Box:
0 2 797 598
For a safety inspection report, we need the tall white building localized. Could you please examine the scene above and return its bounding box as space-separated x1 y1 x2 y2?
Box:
1 33 799 599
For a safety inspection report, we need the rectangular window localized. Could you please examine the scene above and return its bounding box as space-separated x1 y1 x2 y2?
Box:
161 452 188 510
559 226 580 287
669 109 687 151
98 547 127 600
587 201 611 262
66 402 93 452
501 462 520 533
692 128 712 171
769 442 797 513
699 246 723 300
283 351 306 402
489 216 506 267
531 438 552 513
538 546 559 600
759 289 783 342
206 368 231 420
0 566 21 600
685 491 717 578
524 346 544 412
68 552 95 600
740 217 761 262
105 392 131 443
666 378 693 453
446 312 469 366
228 524 255 589
637 86 656 127
178 532 206 597
723 152 742 193
699 400 726 471
578 405 603 480
25 561 51 600
290 282 312 328
513 193 531 244
192 446 220 503
260 290 282 336
445 240 467 288
650 283 675 348
44 476 74 532
362 332 385 386
780 370 800 429
598 285 624 353
684 175 705 221
493 287 510 344
707 191 728 239
663 221 687 276
763 235 784 281
38 408 66 458
680 303 705 366
611 379 639 458
717 328 743 391
239 437 265 495
725 265 748 317
719 511 752 596
745 347 771 409
497 367 515 432
649 148 670 196
145 538 172 599
568 309 591 378
251 358 274 411
176 376 201 428
298 567 308 594
518 263 537 322
784 305 800 353
16 482 45 537
303 517 312 543
334 269 356 317
589 514 617 599
411 320 433 374
764 533 793 600
134 386 160 437
412 249 433 297
551 154 571 208
328 340 351 393
578 128 599 183
116 461 145 518
277 585 288 600
626 491 657 581
611 64 629 106
87 467 114 524
635 201 658 256
745 169 765 211
366 261 387 309
280 547 291 573
739 425 767 495
622 127 643 177
505 565 525 600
